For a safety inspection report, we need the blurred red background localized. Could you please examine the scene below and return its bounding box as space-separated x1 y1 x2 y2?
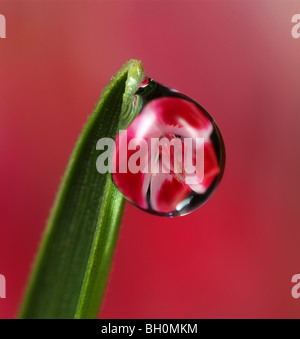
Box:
1 0 300 319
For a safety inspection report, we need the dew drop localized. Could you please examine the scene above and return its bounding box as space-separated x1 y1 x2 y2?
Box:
112 78 225 217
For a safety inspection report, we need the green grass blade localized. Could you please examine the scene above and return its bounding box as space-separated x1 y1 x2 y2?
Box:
19 60 145 319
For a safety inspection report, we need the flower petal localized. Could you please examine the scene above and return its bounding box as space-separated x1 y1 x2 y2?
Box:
185 141 220 194
143 97 213 139
150 173 191 213
112 132 151 209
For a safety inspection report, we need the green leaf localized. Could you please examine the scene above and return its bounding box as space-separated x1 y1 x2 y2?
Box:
19 59 145 319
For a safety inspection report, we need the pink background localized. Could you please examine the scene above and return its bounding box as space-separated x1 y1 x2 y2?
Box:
1 0 300 318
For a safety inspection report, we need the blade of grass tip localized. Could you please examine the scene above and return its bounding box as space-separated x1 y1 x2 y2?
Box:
19 59 145 319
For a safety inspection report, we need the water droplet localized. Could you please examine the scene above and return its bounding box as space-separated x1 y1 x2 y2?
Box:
112 78 225 217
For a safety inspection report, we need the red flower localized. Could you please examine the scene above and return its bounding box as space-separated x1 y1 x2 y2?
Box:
113 97 221 215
